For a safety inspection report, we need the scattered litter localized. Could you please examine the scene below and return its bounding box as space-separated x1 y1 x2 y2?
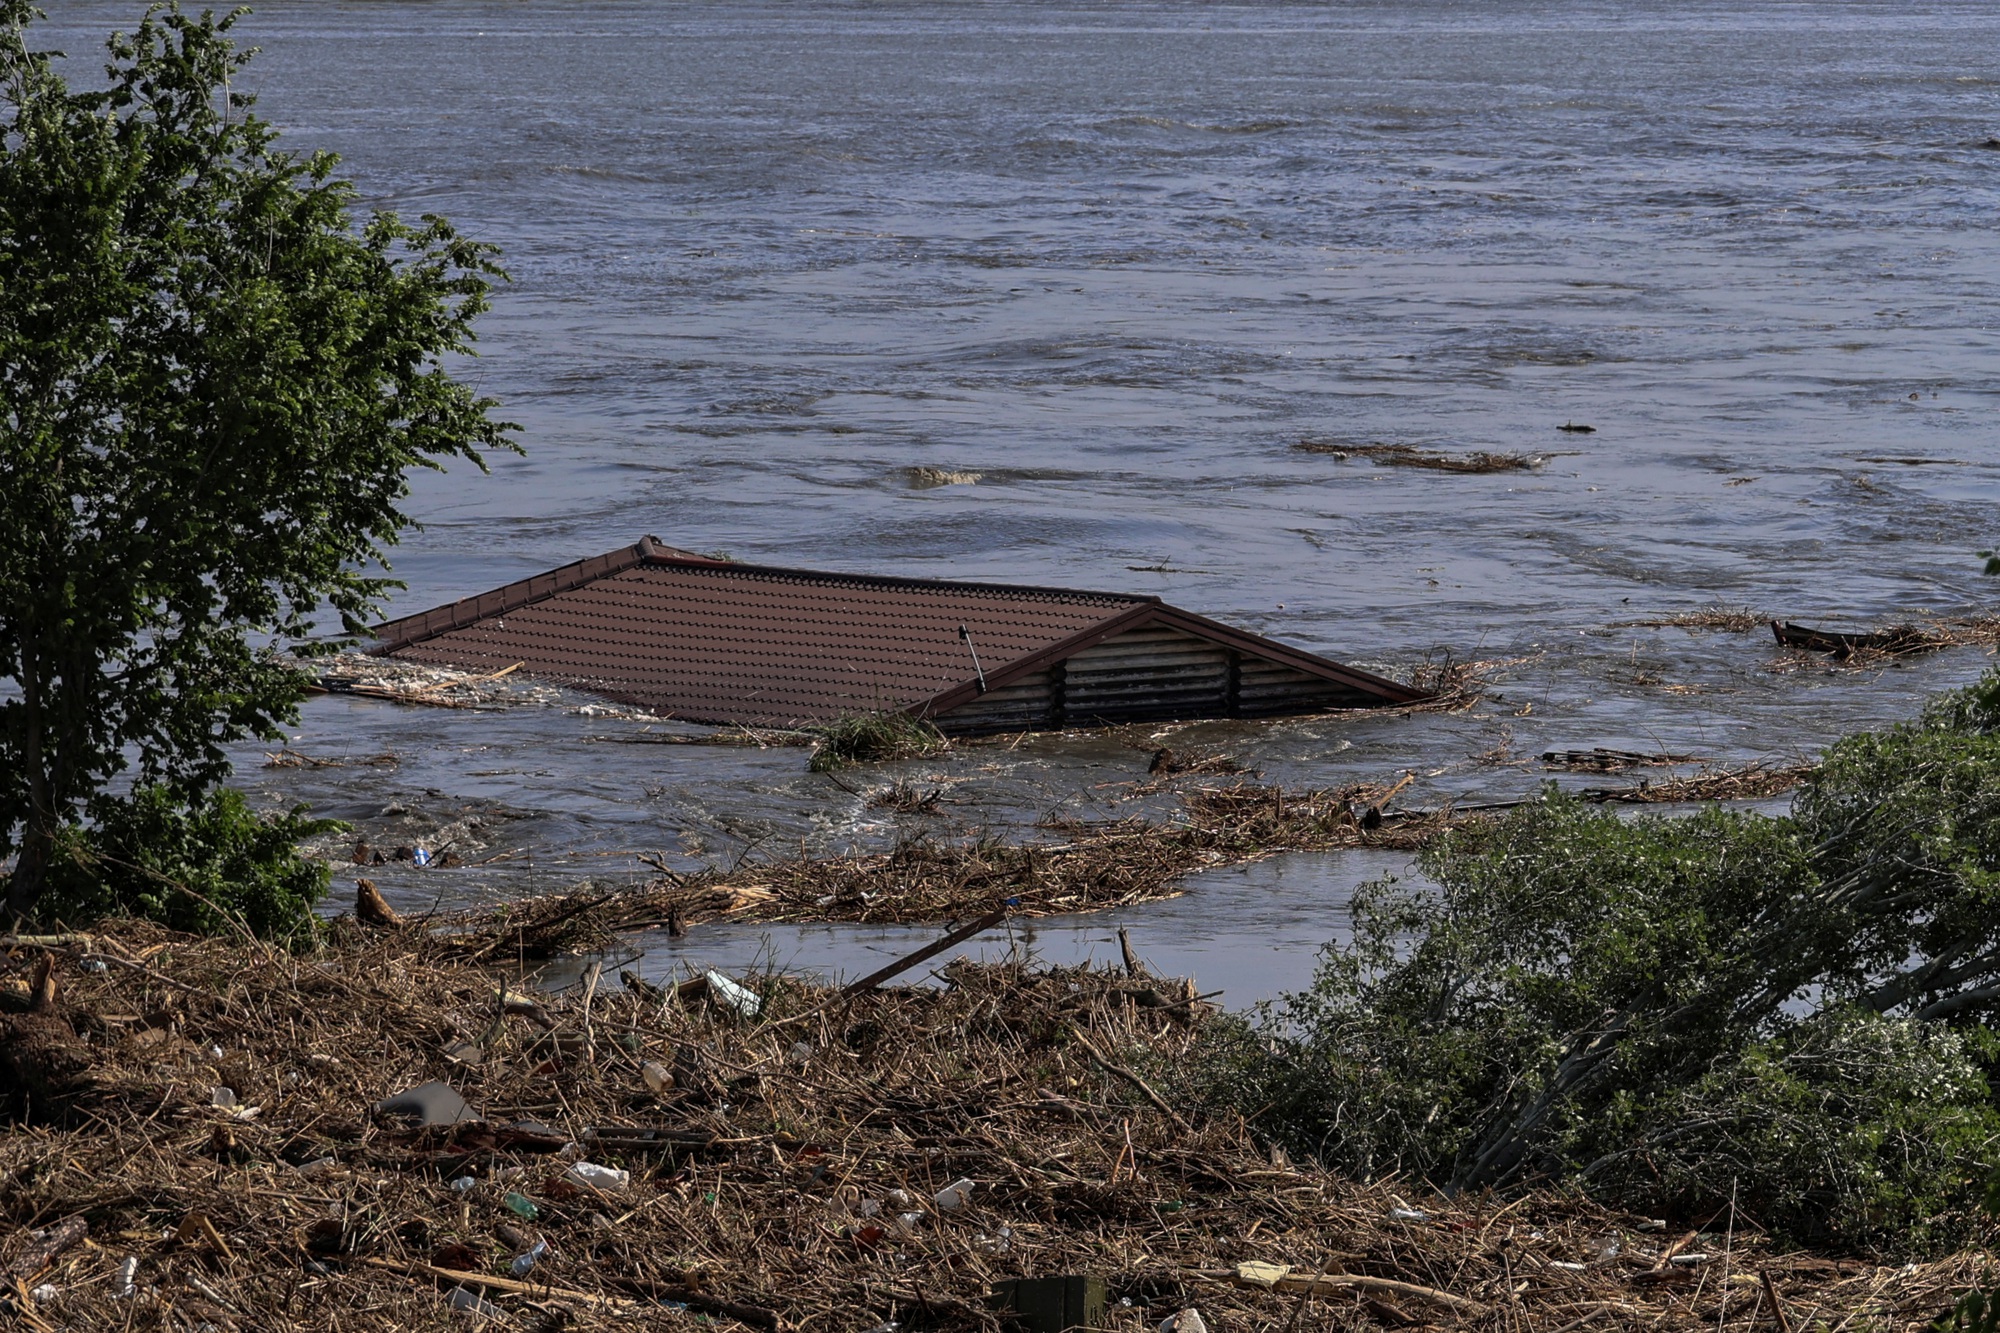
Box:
934 1177 976 1212
788 1040 814 1065
411 846 433 868
1236 1260 1292 1288
449 1176 477 1194
640 1060 675 1093
112 1256 138 1298
893 1211 925 1235
1670 1253 1711 1267
294 1156 338 1176
375 1080 475 1126
31 1282 59 1304
209 1086 236 1108
79 957 107 974
565 1161 630 1194
501 1192 539 1220
974 1226 1013 1255
1160 1310 1208 1333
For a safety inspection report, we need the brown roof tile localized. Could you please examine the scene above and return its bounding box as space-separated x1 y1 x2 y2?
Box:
373 537 1420 727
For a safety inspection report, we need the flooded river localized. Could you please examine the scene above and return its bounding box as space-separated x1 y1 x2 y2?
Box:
44 0 2000 1000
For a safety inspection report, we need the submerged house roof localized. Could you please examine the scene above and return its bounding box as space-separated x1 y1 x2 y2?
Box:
371 537 1425 731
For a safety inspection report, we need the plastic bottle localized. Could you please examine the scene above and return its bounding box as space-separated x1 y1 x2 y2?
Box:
509 1239 548 1276
501 1192 539 1220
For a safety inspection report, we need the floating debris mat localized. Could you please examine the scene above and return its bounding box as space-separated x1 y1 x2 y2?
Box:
1294 440 1544 472
369 537 1424 733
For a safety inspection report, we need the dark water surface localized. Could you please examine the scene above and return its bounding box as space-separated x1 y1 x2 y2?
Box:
42 1 2000 998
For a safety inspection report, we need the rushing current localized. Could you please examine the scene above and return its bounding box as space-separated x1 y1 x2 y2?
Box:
40 0 2000 998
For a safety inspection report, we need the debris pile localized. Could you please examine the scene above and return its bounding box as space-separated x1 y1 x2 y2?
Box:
1294 440 1544 474
1 926 1986 1331
312 654 570 711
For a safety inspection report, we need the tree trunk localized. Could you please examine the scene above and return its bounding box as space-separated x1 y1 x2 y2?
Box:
5 823 53 924
6 636 56 925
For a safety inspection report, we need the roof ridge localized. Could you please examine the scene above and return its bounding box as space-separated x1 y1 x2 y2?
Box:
635 536 1158 606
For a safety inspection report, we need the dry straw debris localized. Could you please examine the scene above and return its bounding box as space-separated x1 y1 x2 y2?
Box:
435 780 1488 951
0 927 1986 1331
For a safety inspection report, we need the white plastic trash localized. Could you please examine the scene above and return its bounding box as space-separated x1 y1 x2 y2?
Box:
1160 1309 1209 1333
704 970 762 1018
210 1087 236 1108
933 1178 976 1212
641 1061 674 1093
31 1283 58 1304
893 1211 924 1235
113 1256 139 1298
1387 1206 1428 1223
565 1161 630 1193
448 1285 507 1319
449 1176 477 1194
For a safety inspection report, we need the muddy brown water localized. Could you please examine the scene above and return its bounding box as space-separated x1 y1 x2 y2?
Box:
40 0 2000 1002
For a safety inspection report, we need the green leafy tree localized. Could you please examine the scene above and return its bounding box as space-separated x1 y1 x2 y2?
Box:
0 2 513 921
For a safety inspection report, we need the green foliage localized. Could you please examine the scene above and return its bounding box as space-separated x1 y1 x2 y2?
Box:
1938 1285 2000 1333
0 2 514 920
39 785 341 939
1182 667 2000 1253
1595 1010 2000 1252
808 713 949 772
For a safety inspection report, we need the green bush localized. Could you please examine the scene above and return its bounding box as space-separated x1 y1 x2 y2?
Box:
1594 1010 2000 1252
34 786 342 939
1178 666 2000 1254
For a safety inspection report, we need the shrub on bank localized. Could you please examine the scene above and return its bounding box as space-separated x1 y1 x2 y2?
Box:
1179 666 2000 1255
29 786 341 939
